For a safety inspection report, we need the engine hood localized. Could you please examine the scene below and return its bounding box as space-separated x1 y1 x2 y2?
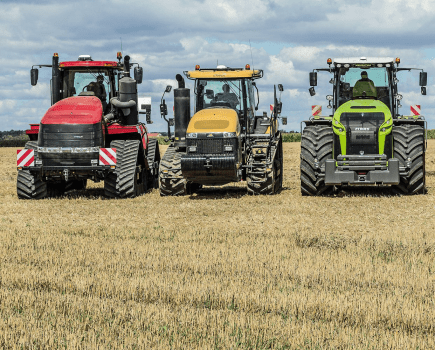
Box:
41 96 103 125
186 108 240 134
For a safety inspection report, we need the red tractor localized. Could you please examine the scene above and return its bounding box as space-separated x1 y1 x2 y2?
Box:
17 53 160 199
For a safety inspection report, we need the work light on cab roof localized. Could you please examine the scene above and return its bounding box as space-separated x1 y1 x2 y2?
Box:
78 55 92 61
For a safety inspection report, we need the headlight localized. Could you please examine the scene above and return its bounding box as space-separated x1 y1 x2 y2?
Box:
189 146 197 153
187 133 197 138
224 145 233 152
223 132 237 138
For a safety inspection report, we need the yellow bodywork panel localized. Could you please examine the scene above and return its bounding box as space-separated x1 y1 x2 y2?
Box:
265 119 279 134
187 108 240 134
186 69 262 79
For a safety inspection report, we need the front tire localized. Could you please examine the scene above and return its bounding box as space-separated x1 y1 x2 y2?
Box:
300 125 333 196
393 124 426 195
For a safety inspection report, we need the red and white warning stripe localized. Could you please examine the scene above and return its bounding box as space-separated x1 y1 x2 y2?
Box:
410 104 421 116
17 149 34 167
312 105 322 116
99 148 116 166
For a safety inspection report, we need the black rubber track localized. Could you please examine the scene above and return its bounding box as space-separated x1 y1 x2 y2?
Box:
393 124 426 195
300 125 333 196
159 146 187 196
146 138 160 189
17 141 48 199
104 140 144 198
247 136 282 195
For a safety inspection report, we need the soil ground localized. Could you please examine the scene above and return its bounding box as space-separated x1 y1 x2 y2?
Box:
1 142 435 349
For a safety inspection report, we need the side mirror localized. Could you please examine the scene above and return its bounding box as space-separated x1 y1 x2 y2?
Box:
420 72 427 86
160 100 168 116
165 85 172 93
309 87 316 96
169 118 174 126
281 117 287 125
134 67 143 84
30 68 39 86
138 97 152 123
421 86 427 95
278 84 284 92
276 102 282 114
309 72 317 87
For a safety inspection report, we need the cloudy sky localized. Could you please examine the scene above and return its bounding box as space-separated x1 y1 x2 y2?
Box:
0 0 434 132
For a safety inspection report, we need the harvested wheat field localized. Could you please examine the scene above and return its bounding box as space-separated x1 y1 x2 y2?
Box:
1 142 435 349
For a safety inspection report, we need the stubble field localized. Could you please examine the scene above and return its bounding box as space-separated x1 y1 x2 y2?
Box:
1 142 435 349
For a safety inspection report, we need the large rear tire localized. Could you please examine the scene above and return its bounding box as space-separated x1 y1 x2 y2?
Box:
300 125 333 196
104 140 146 198
393 124 426 195
159 145 187 196
17 141 48 199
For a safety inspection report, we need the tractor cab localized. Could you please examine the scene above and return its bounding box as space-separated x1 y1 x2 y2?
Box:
309 57 427 117
186 65 263 135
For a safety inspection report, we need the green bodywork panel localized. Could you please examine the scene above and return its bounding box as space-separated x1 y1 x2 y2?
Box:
332 100 393 156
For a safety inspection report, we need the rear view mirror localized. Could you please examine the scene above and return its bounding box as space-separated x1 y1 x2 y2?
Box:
309 87 316 96
276 102 282 114
420 72 427 86
206 89 214 99
278 84 284 92
421 86 427 95
134 67 143 84
30 68 39 86
343 83 351 91
281 117 287 125
165 85 172 93
309 72 317 87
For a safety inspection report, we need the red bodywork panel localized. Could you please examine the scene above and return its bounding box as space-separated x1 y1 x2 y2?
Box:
41 96 103 125
59 61 119 68
26 124 40 136
107 124 148 150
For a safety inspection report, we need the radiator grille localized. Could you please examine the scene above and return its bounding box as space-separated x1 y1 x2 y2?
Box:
340 112 385 155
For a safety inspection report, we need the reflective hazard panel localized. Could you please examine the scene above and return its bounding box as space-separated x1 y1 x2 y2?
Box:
17 149 34 167
312 105 322 116
99 148 117 166
410 105 421 116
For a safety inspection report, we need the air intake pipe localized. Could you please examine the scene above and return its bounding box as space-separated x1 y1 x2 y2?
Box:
110 55 138 125
174 74 190 149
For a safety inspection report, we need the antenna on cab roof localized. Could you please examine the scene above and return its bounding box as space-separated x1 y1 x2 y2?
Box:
249 39 254 70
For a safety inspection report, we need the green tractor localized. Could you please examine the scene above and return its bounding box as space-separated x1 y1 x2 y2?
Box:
301 57 428 195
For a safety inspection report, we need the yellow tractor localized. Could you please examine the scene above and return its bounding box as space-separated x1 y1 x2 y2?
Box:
159 64 284 195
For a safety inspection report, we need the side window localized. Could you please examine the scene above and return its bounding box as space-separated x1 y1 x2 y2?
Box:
246 81 255 119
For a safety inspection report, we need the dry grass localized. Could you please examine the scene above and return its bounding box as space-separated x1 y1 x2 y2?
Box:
1 142 435 349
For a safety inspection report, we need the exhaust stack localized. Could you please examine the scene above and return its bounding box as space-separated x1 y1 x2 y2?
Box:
174 74 190 149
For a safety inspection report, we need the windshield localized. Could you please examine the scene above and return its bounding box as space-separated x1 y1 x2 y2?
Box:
340 67 389 87
337 67 392 107
62 68 113 105
197 79 244 111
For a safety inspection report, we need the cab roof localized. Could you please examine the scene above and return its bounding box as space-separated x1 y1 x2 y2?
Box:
185 68 263 79
333 57 394 65
59 61 121 68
